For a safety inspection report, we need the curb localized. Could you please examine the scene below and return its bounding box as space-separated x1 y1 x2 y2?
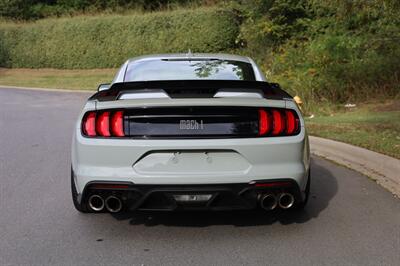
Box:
0 85 94 93
310 136 400 197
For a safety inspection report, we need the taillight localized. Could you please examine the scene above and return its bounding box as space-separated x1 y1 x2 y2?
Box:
96 111 111 137
258 108 300 137
82 110 124 137
285 110 298 135
83 112 96 137
258 109 270 135
82 108 298 138
111 111 124 137
272 110 284 135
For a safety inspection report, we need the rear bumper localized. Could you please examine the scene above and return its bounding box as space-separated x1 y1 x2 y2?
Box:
80 179 304 211
72 130 310 190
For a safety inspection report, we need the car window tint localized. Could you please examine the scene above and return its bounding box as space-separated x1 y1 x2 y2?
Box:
124 59 256 81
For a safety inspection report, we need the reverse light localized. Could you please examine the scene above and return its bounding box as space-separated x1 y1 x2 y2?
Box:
173 194 213 202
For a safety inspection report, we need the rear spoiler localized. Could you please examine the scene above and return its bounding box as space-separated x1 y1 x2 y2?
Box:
88 80 293 101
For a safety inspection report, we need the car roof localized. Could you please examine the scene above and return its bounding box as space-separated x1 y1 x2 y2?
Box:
127 53 252 64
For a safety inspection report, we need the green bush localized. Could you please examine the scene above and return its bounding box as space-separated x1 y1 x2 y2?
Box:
0 7 239 68
269 33 400 112
231 0 309 51
0 0 34 20
236 0 400 112
0 0 208 20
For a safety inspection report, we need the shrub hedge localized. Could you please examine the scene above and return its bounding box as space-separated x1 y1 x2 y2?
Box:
0 7 239 68
234 0 400 112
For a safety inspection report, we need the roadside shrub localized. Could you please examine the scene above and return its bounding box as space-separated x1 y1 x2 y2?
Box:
0 0 34 20
268 28 400 113
0 7 239 68
240 0 400 113
231 0 310 53
0 0 213 20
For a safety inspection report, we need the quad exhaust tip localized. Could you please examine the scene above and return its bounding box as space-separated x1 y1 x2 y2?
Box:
88 194 104 212
105 196 123 213
278 193 295 209
260 194 278 211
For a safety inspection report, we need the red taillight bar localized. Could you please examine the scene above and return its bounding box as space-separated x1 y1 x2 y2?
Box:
258 109 270 135
285 110 298 135
255 181 292 187
258 108 300 137
272 110 284 135
83 112 96 137
91 184 129 189
82 110 124 137
111 111 124 137
96 111 111 137
82 108 299 138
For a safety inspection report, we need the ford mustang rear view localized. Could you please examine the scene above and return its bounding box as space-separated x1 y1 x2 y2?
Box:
71 53 311 213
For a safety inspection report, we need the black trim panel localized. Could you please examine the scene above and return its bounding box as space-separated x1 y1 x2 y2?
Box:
124 106 259 138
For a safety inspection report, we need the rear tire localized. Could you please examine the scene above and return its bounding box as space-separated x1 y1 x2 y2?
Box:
71 167 89 213
294 170 311 210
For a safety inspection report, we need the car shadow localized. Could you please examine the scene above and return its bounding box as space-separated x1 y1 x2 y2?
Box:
111 157 337 227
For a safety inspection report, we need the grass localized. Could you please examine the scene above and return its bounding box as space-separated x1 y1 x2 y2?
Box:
305 101 400 159
0 68 115 90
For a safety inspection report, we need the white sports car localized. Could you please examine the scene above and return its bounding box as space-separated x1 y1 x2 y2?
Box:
71 53 310 213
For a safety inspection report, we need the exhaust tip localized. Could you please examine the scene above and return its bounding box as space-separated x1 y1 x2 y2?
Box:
278 193 295 209
105 196 122 213
88 194 104 212
259 194 278 211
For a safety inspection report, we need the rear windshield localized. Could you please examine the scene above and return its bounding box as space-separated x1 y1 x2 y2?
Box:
124 59 256 81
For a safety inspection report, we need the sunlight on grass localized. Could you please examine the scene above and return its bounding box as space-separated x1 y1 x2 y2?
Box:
0 68 116 90
306 102 400 159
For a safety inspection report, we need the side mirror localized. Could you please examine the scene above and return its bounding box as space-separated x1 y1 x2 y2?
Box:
97 83 111 91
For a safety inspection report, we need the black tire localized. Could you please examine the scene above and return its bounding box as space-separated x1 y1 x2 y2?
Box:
71 167 89 213
294 170 311 210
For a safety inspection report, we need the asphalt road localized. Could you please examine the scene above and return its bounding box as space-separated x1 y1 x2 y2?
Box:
1 88 399 266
